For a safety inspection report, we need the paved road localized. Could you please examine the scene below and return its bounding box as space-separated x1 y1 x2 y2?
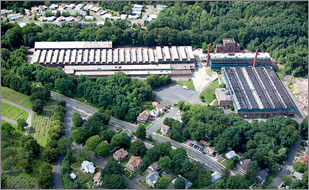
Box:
1 99 34 135
270 138 302 187
50 92 224 174
52 104 74 189
1 116 18 125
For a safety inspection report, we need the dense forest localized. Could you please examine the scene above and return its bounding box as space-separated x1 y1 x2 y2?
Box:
1 1 308 77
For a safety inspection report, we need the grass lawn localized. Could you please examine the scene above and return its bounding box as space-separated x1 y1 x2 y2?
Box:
125 170 131 178
44 99 59 106
199 78 219 104
217 157 225 163
106 157 114 163
1 102 29 121
120 156 132 166
1 171 40 189
30 108 55 147
212 100 219 106
129 172 140 180
221 160 229 167
1 86 32 109
175 79 196 91
206 68 213 76
266 170 278 185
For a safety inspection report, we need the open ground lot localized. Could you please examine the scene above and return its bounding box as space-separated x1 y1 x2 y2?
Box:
1 87 32 109
1 101 29 121
153 83 198 106
199 78 219 104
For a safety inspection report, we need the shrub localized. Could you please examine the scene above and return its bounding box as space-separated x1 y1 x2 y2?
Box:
200 95 205 99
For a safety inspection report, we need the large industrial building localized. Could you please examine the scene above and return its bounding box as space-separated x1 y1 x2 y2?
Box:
31 41 196 78
222 66 295 118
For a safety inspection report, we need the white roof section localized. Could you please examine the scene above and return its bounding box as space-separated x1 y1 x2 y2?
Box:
226 151 237 159
70 173 76 179
131 49 137 63
34 41 112 49
125 49 130 63
89 49 95 63
39 49 47 63
137 48 143 63
113 49 119 63
107 49 113 63
58 50 65 64
102 49 107 63
95 49 100 63
156 46 163 60
171 46 179 60
211 172 221 183
81 161 95 173
119 49 124 63
52 49 59 64
70 49 77 64
32 50 41 63
179 46 187 60
77 49 83 63
149 48 155 63
83 49 89 64
143 48 149 63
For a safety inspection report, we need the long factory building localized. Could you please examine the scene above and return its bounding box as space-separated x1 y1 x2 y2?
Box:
31 41 196 78
222 66 295 118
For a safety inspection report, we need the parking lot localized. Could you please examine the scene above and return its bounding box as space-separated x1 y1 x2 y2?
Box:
153 83 198 106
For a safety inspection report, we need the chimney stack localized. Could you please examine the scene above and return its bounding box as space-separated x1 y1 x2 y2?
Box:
253 49 259 67
206 44 210 66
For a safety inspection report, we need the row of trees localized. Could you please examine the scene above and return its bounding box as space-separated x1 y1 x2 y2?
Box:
145 74 172 88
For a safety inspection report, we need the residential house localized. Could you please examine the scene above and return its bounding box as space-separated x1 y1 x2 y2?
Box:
85 16 94 20
293 171 303 180
153 11 160 15
120 14 127 20
101 13 111 19
146 171 160 187
137 110 149 124
206 147 216 155
174 115 183 127
150 109 159 117
38 16 47 22
149 14 157 20
81 161 95 173
128 15 139 20
38 5 47 11
71 10 77 16
125 156 143 173
177 175 192 189
225 150 237 159
298 155 308 165
91 7 101 12
57 16 65 22
211 172 222 183
75 16 82 21
110 16 120 21
49 4 58 10
75 3 84 10
152 101 165 112
156 5 167 12
59 4 67 11
1 9 13 15
31 6 39 13
255 168 269 185
146 162 161 174
66 16 75 22
70 173 76 179
84 4 93 10
113 148 129 162
132 4 143 9
240 159 252 175
161 124 170 135
146 18 152 23
93 172 102 186
47 16 56 22
97 10 104 14
132 10 142 15
100 10 107 15
24 9 31 16
68 4 75 9
121 129 132 138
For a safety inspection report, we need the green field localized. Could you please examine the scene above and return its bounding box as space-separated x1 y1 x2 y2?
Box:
1 87 32 109
212 100 219 106
175 79 196 91
206 68 213 76
199 78 219 104
1 172 39 189
30 108 55 147
1 102 29 121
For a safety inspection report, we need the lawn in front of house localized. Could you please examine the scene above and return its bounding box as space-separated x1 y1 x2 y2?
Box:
120 155 132 166
1 101 29 121
1 87 32 109
30 108 55 147
199 78 219 104
129 171 140 180
175 79 196 91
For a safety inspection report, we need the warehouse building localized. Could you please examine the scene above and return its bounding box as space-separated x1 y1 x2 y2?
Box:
31 41 195 78
222 66 295 118
209 52 272 71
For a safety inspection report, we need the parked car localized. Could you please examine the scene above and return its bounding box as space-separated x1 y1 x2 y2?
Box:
287 170 291 175
202 152 206 154
189 143 192 146
152 142 156 146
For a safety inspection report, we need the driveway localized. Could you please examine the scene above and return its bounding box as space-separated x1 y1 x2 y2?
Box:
91 154 109 169
1 99 34 135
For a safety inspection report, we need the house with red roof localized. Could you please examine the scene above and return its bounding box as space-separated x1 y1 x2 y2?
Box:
298 155 308 165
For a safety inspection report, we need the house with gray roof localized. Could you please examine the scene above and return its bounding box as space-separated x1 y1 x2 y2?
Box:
293 171 303 180
146 171 160 187
256 168 269 185
121 129 132 138
178 175 192 189
211 172 222 183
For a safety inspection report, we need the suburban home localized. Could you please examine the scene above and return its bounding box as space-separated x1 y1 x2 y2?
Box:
152 101 165 112
93 172 102 186
149 14 157 20
146 162 161 174
211 172 222 183
146 18 152 23
177 175 192 189
128 15 139 20
68 4 75 9
24 9 31 16
71 10 77 16
66 16 75 22
132 4 143 9
47 16 56 22
31 6 39 13
125 156 143 173
85 16 94 20
137 110 149 124
75 16 82 21
70 173 76 179
153 11 160 15
206 147 216 155
102 13 111 19
81 161 95 173
110 16 120 21
161 124 171 135
293 171 303 180
240 159 252 175
49 4 58 10
113 148 129 162
38 16 47 22
57 16 65 22
38 5 47 11
91 7 101 12
121 129 132 138
156 5 167 12
120 14 127 20
150 109 159 117
225 150 238 159
84 4 93 10
255 168 269 185
146 171 160 187
59 4 67 11
298 155 308 165
75 3 84 10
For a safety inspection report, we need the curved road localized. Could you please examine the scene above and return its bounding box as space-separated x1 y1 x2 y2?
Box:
50 92 224 174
